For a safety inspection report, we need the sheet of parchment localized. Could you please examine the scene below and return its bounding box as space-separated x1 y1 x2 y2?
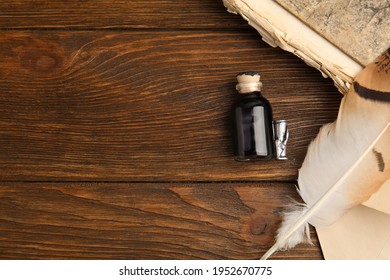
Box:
317 205 390 259
363 179 390 215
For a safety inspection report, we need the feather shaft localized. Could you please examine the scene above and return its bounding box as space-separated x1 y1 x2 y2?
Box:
261 122 390 260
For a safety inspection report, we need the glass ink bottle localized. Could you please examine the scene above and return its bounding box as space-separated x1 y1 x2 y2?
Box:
232 72 288 161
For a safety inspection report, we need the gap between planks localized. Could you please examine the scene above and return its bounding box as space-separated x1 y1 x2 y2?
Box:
0 180 298 185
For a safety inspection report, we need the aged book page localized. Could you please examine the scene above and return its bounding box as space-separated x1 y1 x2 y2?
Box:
274 0 390 66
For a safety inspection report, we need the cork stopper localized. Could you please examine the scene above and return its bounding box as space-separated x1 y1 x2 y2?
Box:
236 72 263 94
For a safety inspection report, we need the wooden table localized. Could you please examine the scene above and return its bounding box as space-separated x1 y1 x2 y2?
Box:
0 0 342 259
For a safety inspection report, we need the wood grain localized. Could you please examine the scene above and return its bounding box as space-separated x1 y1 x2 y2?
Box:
0 30 342 181
0 182 323 259
0 0 340 259
0 0 244 29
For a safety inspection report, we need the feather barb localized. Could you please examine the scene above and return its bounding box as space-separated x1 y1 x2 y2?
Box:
261 122 390 260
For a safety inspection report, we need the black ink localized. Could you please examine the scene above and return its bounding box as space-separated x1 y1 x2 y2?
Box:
233 73 274 161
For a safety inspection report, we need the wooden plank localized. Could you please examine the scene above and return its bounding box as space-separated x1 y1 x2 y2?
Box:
0 0 244 29
0 30 342 181
0 182 323 259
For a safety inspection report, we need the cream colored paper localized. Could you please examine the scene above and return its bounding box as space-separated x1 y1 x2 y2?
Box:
363 179 390 215
317 205 390 259
317 153 390 260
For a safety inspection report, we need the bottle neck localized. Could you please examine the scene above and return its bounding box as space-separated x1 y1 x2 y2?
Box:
236 81 262 94
241 92 261 98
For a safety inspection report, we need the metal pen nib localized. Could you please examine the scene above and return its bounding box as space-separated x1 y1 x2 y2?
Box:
273 120 289 160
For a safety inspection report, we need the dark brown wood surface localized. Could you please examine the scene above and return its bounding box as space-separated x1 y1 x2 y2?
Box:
0 182 322 259
0 0 342 259
0 1 245 29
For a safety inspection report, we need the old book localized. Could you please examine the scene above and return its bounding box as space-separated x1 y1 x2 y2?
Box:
223 0 389 94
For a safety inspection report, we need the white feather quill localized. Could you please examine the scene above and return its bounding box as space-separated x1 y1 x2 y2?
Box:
262 49 390 259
